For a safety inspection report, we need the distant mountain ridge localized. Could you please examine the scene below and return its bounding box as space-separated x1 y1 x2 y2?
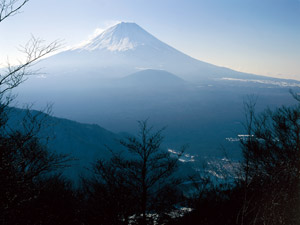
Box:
120 69 186 86
7 107 122 179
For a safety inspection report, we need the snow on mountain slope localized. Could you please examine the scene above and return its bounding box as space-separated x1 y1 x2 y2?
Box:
75 22 174 52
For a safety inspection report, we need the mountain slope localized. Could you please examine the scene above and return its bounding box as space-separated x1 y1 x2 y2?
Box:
7 108 122 179
76 22 175 52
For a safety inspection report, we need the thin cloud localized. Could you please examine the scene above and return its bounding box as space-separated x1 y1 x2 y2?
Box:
70 20 122 49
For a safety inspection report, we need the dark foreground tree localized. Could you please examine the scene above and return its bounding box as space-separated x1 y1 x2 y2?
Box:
168 95 300 225
0 1 70 224
90 120 184 225
23 174 82 225
237 97 300 225
0 108 73 224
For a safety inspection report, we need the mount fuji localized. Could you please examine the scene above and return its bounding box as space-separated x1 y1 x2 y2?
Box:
38 22 265 82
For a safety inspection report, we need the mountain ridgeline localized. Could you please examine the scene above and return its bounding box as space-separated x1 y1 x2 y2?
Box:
34 22 271 81
7 107 122 179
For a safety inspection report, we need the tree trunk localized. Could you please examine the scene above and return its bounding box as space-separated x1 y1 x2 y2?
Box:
141 171 147 225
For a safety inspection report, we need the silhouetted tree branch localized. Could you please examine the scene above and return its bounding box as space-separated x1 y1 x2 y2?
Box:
0 36 61 97
237 96 300 225
0 2 68 224
0 0 29 23
92 120 184 225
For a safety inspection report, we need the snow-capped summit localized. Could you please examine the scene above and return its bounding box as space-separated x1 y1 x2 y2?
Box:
78 22 168 52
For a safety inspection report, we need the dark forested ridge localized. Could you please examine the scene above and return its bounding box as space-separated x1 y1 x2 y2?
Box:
6 107 122 179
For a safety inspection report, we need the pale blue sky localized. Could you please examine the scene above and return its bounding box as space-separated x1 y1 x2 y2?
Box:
1 0 299 79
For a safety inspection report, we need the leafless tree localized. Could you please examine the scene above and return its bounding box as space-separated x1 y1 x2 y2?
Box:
237 96 300 225
0 0 29 23
0 2 69 224
0 0 61 129
1 36 61 96
93 120 184 225
0 0 61 99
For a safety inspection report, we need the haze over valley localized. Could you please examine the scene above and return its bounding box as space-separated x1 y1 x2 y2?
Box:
15 22 300 162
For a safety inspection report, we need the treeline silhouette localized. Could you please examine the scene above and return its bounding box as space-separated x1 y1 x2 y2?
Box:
2 96 300 225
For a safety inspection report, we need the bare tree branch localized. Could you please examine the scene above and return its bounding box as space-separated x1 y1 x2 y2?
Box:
0 36 61 96
93 120 185 225
0 0 29 23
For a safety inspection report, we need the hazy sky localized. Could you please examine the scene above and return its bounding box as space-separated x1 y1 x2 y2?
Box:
0 0 299 80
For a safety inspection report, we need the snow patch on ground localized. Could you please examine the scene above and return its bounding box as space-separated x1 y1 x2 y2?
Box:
220 77 300 88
